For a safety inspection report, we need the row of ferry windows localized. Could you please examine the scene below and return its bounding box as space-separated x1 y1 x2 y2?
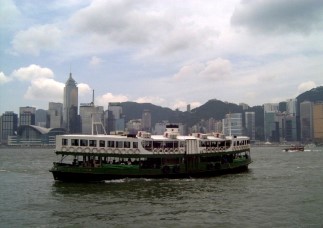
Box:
62 138 138 149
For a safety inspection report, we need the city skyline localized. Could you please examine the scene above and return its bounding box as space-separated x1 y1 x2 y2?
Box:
1 1 323 114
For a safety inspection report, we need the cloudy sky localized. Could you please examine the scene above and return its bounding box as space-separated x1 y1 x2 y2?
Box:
1 0 323 114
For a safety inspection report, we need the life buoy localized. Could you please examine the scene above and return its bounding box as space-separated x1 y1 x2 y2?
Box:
92 148 98 153
99 148 106 153
174 148 179 153
84 147 91 153
62 147 67 152
68 147 75 152
162 166 170 174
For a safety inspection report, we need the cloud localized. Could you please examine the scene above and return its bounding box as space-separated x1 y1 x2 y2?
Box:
0 0 21 30
78 83 92 96
231 0 323 35
135 96 166 105
12 64 54 81
173 58 232 81
298 81 316 94
89 56 104 66
96 92 129 108
0 72 12 84
12 24 62 55
24 78 64 101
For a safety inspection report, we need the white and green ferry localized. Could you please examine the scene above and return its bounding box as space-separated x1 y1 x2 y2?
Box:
50 125 251 182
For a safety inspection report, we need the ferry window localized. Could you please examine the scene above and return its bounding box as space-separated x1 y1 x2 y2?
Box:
99 140 105 147
165 141 173 148
62 138 68 146
180 141 185 147
141 140 152 151
173 141 178 148
133 142 138 148
200 141 206 147
153 141 162 148
71 139 79 146
80 139 88 146
116 141 123 148
124 141 131 148
89 140 97 147
211 141 217 147
108 141 115 148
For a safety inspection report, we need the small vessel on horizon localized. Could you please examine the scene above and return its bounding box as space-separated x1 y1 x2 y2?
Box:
49 124 252 182
283 145 305 152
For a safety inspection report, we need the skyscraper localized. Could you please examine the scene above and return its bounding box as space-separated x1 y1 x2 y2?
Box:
245 112 255 141
63 73 79 133
19 106 36 126
141 109 151 132
48 102 63 128
0 111 18 144
300 101 313 143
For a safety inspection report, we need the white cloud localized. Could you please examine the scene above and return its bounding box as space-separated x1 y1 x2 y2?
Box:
96 92 129 108
0 72 12 84
298 81 316 94
24 78 64 101
173 58 232 81
89 56 104 66
12 64 54 81
135 96 166 106
78 83 92 96
12 24 62 56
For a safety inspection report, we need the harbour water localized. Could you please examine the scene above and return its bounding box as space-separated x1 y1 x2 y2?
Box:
0 146 323 227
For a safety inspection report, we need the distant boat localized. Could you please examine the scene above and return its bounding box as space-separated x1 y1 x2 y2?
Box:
283 145 304 152
49 125 252 182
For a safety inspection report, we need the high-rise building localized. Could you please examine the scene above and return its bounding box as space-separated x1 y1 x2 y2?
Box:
35 109 47 127
107 102 124 133
263 103 279 142
80 103 105 134
63 73 79 133
48 102 63 128
19 106 36 126
245 112 255 141
223 113 242 136
141 110 151 132
300 101 313 143
313 102 323 144
286 98 297 116
0 111 18 144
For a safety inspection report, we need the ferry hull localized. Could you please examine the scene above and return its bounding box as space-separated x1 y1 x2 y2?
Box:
50 160 251 182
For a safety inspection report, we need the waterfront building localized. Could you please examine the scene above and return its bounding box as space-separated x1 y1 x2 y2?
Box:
63 73 79 133
126 119 142 134
19 106 36 126
263 103 279 142
107 102 125 133
0 111 18 144
48 102 63 128
300 101 313 143
223 113 242 136
286 98 297 116
35 109 47 127
245 112 255 141
313 102 323 144
8 125 66 146
141 110 151 132
80 103 104 134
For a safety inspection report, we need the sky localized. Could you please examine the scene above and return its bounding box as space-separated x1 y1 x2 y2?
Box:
1 0 323 114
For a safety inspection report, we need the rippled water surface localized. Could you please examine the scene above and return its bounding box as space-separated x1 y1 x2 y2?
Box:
1 146 323 227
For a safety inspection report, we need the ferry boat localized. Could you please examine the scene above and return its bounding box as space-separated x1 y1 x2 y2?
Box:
49 125 252 182
283 145 305 152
